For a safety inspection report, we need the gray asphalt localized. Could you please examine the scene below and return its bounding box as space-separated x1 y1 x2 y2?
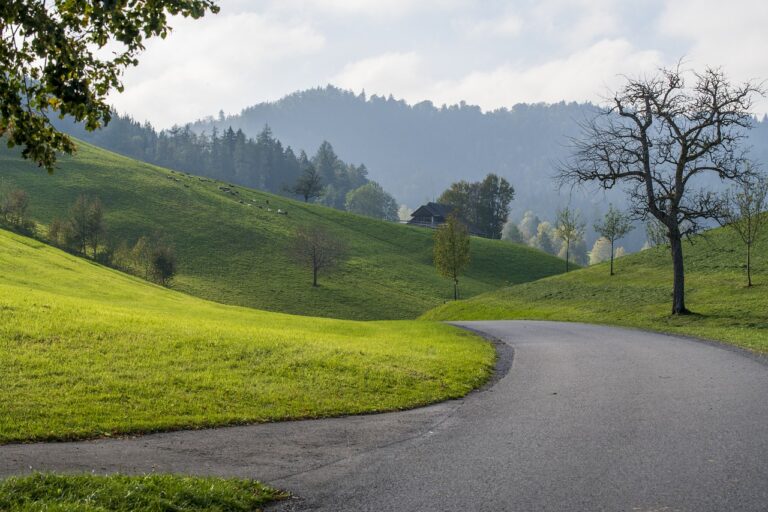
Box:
2 321 767 511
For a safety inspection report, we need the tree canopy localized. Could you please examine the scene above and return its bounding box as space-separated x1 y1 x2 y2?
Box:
1 0 219 171
438 173 514 238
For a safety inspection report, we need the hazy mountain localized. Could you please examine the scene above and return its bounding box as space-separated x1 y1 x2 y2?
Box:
189 86 768 251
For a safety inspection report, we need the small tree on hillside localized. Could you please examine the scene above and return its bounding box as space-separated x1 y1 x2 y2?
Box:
68 195 105 256
290 225 346 287
87 198 105 258
720 173 768 286
1 188 30 227
555 207 585 272
288 152 324 202
149 242 178 287
433 213 471 300
69 195 91 254
594 204 633 275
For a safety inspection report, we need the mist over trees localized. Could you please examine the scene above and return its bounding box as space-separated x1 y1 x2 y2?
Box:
184 86 768 250
53 85 768 251
54 116 381 210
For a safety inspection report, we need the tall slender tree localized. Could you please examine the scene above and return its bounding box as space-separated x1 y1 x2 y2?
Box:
554 207 585 272
433 214 471 300
593 204 633 275
477 174 516 239
720 174 768 286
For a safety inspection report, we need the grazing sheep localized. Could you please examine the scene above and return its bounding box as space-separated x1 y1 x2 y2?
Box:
277 209 288 215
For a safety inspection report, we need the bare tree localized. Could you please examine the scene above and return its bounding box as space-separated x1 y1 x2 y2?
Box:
555 206 585 272
593 204 633 275
560 65 762 314
720 173 768 286
290 225 346 287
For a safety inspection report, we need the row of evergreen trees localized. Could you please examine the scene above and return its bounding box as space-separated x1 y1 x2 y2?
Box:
54 114 377 210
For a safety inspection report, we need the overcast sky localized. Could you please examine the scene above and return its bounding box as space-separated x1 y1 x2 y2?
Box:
110 0 768 128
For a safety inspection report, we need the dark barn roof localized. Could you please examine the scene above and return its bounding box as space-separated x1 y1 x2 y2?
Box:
410 202 454 219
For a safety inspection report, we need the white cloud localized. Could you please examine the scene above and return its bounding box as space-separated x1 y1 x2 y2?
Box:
101 1 768 127
109 10 325 127
657 0 768 113
333 52 430 98
333 40 662 110
464 13 523 38
434 39 661 108
530 0 622 48
265 0 467 19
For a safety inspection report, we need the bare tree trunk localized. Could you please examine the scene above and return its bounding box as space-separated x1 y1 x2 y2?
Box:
312 265 318 287
453 278 459 300
669 231 689 315
565 241 570 272
610 239 614 276
747 243 752 287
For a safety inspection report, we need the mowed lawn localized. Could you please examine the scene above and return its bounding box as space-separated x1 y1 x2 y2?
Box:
0 142 565 320
424 223 768 353
0 473 287 512
0 229 494 444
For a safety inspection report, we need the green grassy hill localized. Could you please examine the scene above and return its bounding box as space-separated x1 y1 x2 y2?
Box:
424 224 768 353
0 142 564 320
0 227 493 443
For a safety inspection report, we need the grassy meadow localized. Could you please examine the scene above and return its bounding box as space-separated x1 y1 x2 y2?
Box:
0 142 564 320
0 473 287 511
0 228 494 443
424 222 768 353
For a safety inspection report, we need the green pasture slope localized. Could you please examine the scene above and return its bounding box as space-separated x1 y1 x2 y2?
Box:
0 228 494 443
0 142 564 320
424 223 768 353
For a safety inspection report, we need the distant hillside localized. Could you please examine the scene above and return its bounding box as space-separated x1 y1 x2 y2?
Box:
190 86 768 251
423 222 768 354
0 142 566 320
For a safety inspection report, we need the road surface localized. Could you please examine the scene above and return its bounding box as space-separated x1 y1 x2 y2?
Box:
2 321 767 511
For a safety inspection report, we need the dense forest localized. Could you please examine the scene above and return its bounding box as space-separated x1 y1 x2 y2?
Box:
52 116 376 212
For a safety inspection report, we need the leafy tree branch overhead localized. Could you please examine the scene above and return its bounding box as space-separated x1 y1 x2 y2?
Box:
0 0 219 172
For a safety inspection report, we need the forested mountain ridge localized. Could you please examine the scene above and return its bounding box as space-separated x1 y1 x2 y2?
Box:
56 85 768 250
190 86 768 250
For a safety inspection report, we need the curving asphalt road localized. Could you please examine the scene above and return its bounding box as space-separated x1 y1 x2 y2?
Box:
2 321 767 511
